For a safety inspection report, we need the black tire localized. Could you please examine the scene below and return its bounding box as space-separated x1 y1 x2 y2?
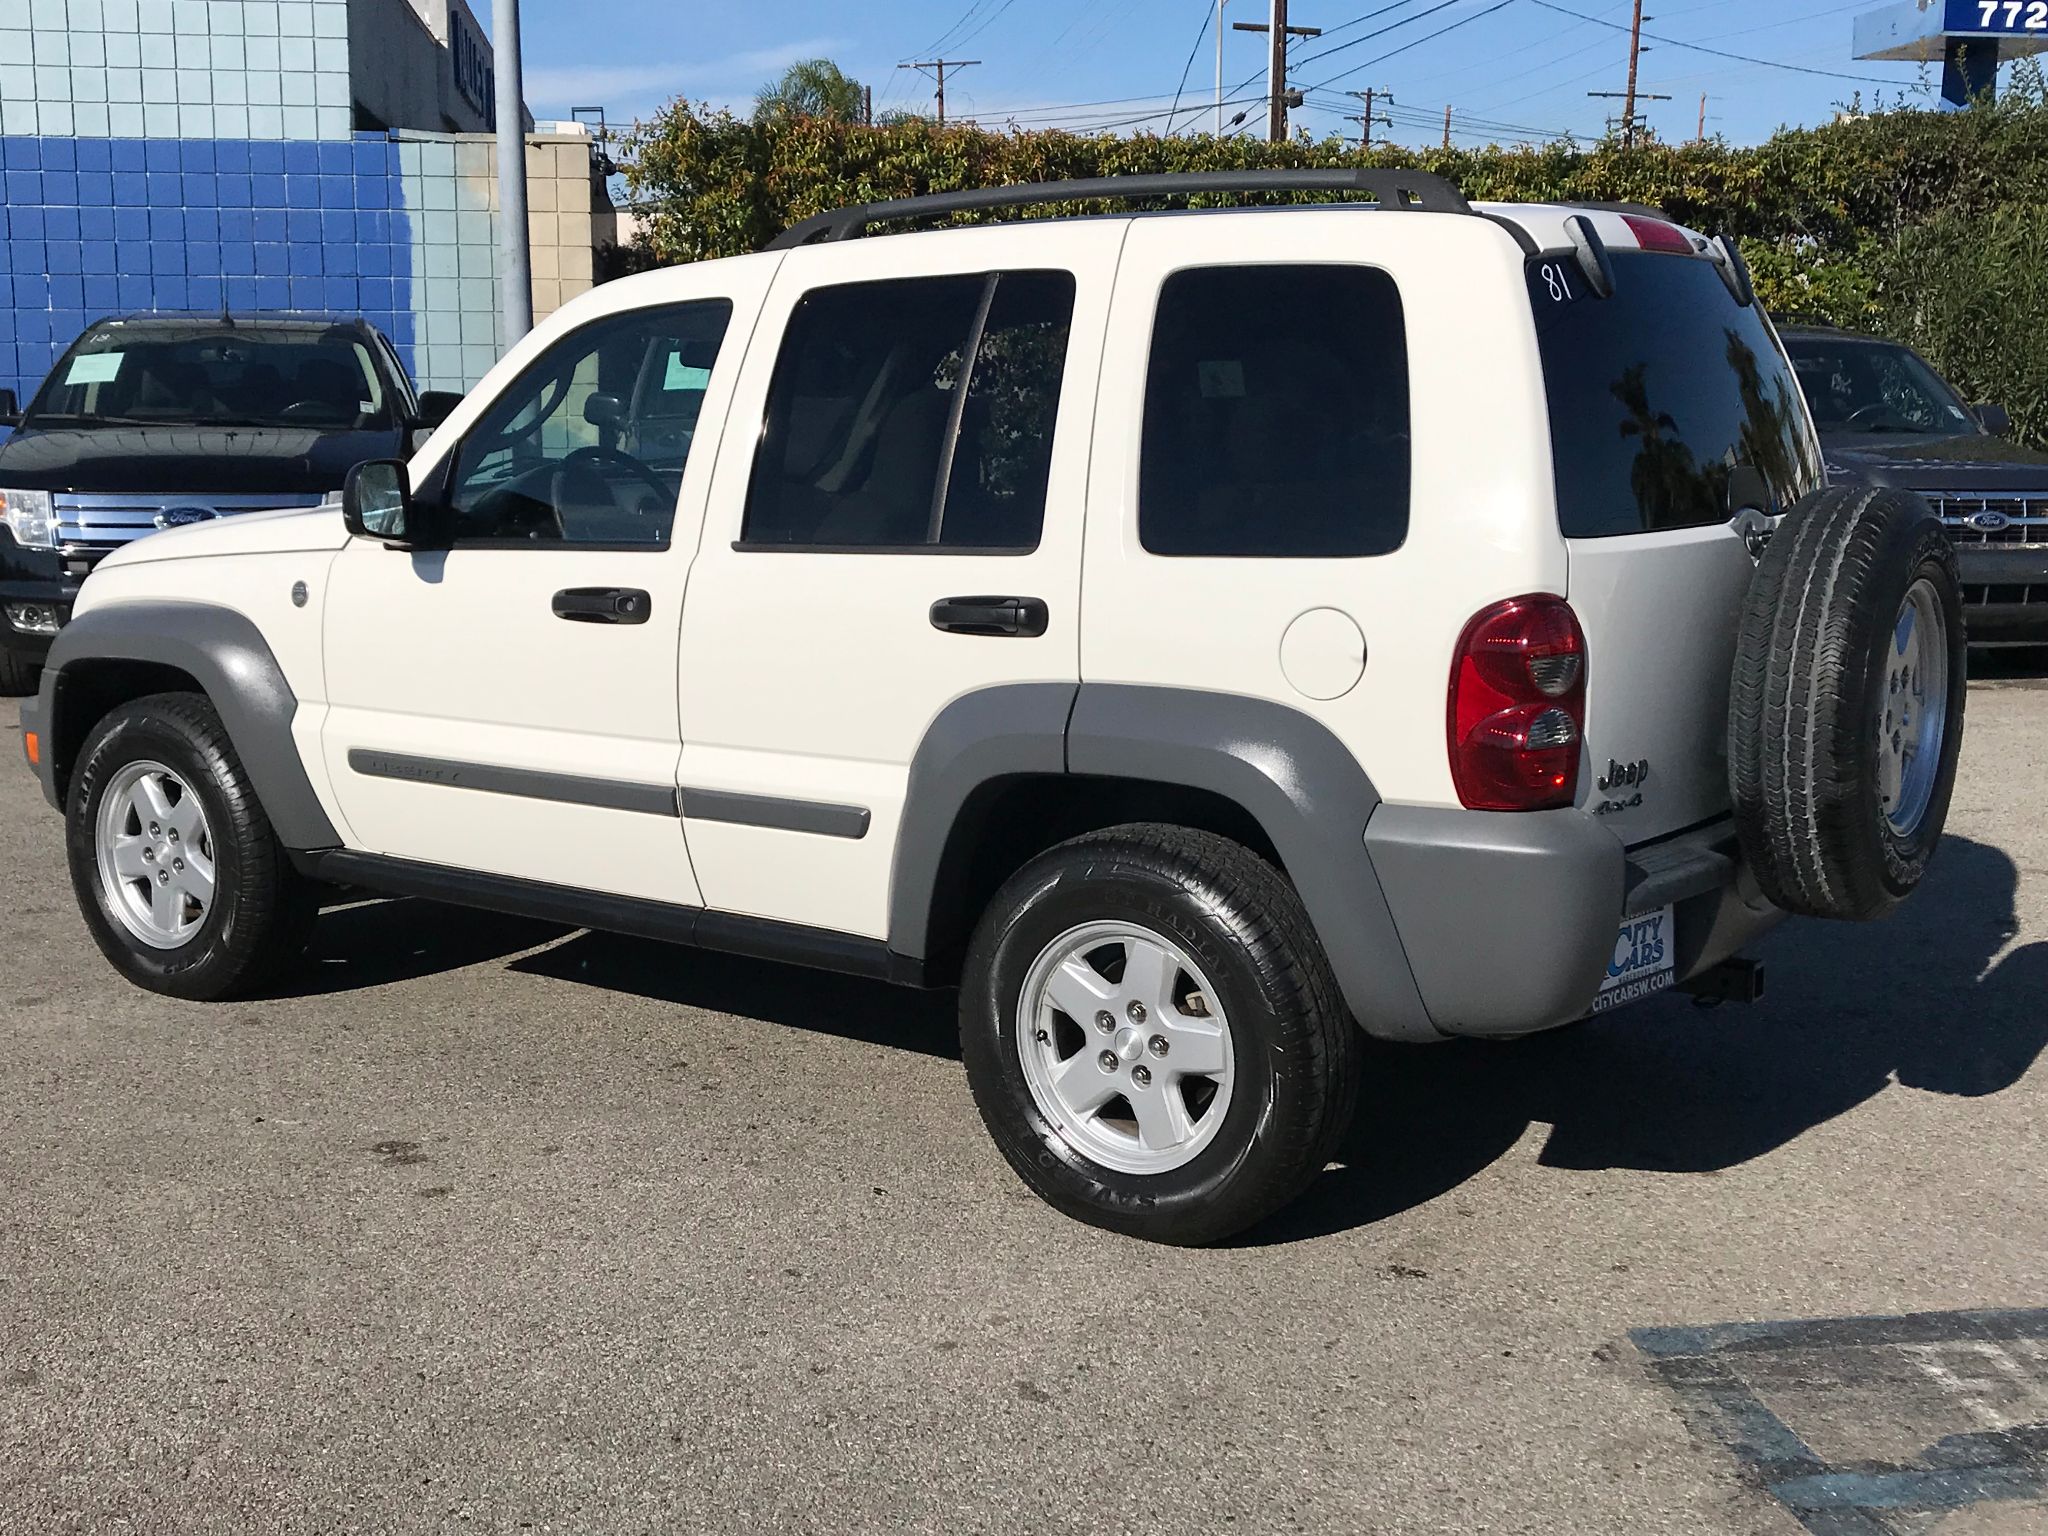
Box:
65 691 317 1000
1729 485 1966 921
0 647 39 698
959 824 1360 1245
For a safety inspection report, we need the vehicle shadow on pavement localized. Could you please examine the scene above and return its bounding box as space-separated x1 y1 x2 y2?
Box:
508 931 962 1060
1249 833 2048 1246
280 896 572 997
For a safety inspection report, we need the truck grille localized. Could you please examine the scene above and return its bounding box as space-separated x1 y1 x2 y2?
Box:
54 491 328 558
1926 492 2048 548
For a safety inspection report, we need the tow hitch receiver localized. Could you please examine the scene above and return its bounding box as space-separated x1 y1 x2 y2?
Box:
1681 956 1766 1007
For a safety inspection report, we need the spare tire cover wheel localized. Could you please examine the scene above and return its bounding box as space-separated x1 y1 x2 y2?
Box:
1728 485 1966 922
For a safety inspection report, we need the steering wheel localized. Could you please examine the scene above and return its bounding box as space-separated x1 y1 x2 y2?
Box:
1845 402 1900 432
552 444 674 518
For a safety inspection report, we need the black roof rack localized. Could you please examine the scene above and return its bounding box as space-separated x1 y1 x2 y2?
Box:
766 168 1473 250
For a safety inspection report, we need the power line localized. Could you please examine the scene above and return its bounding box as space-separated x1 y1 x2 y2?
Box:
1303 0 1519 90
1524 0 1909 82
1290 0 1463 73
1165 0 1217 134
916 0 996 59
948 0 1025 50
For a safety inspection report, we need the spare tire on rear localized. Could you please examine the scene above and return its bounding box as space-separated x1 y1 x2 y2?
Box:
1729 485 1966 921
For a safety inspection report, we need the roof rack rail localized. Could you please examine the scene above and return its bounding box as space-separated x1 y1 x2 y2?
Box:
765 168 1473 250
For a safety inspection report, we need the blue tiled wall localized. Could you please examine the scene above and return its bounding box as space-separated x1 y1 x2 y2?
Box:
0 130 414 407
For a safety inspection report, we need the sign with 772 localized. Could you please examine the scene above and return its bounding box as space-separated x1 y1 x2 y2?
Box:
1946 0 2048 32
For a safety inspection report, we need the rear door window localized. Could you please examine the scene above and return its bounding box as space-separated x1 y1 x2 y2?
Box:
1529 251 1819 537
742 271 1076 552
1139 264 1410 558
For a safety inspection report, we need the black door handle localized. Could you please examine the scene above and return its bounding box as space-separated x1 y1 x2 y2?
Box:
929 595 1049 637
552 587 652 625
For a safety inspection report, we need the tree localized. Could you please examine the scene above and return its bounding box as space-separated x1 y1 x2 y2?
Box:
753 59 865 124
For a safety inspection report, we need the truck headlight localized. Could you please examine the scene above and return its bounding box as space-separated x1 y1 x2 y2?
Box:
0 488 56 549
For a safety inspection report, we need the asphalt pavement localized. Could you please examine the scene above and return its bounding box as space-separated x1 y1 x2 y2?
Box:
2 673 2044 1535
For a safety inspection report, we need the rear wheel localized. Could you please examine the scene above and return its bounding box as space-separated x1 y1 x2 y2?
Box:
960 825 1359 1245
66 692 316 999
1729 485 1966 920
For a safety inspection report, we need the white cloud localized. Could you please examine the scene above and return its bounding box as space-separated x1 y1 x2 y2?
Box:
523 37 846 113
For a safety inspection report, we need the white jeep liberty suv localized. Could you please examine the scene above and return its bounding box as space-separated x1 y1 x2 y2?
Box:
18 171 1966 1244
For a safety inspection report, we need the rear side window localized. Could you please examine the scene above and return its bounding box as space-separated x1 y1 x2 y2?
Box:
1530 251 1819 538
1140 264 1409 558
742 271 1076 551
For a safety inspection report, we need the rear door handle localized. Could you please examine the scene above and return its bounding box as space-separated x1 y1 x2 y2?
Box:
929 595 1049 637
552 587 652 625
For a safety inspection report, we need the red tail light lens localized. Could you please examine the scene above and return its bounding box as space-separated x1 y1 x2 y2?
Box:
1448 595 1588 811
1621 214 1695 255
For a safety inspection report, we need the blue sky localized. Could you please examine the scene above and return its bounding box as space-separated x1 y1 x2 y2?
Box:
506 0 1968 151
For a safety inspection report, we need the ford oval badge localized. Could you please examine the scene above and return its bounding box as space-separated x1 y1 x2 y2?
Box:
154 504 220 530
1968 510 2012 532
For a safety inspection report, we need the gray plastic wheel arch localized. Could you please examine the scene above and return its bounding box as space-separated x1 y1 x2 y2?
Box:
35 600 341 851
887 683 1443 1044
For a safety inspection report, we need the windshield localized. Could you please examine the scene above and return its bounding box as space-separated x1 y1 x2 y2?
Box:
1782 336 1977 437
24 323 395 431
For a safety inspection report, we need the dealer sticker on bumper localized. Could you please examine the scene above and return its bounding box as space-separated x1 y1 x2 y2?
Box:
1594 905 1676 1014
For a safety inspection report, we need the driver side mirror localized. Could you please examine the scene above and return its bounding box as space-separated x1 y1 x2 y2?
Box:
1976 402 2011 437
0 388 18 428
413 390 463 430
342 459 417 544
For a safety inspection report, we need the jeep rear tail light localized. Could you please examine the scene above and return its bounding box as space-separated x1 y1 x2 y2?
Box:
1448 595 1587 811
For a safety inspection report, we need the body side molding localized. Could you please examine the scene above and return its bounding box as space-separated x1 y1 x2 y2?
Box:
681 787 871 839
348 749 680 817
35 600 341 850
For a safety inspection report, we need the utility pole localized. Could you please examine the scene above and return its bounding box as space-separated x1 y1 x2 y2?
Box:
1216 0 1230 135
899 58 979 128
1586 0 1670 148
1345 87 1392 150
1232 2 1318 142
863 83 873 127
1443 104 1452 148
1696 91 1706 143
492 0 531 346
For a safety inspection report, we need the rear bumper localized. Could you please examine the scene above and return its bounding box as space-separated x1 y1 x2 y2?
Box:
1363 807 1783 1038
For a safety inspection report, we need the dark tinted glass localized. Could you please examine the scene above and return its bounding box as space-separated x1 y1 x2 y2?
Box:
1140 264 1409 558
1530 252 1819 538
27 322 397 430
446 300 732 547
743 272 1075 551
1781 336 1974 437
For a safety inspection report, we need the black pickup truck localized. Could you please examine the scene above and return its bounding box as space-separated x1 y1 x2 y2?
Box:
1779 323 2048 644
0 314 457 693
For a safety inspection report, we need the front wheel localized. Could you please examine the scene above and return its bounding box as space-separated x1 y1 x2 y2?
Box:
959 825 1359 1245
65 692 316 1000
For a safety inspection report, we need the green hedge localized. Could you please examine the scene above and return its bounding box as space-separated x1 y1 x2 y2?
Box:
623 78 2048 444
